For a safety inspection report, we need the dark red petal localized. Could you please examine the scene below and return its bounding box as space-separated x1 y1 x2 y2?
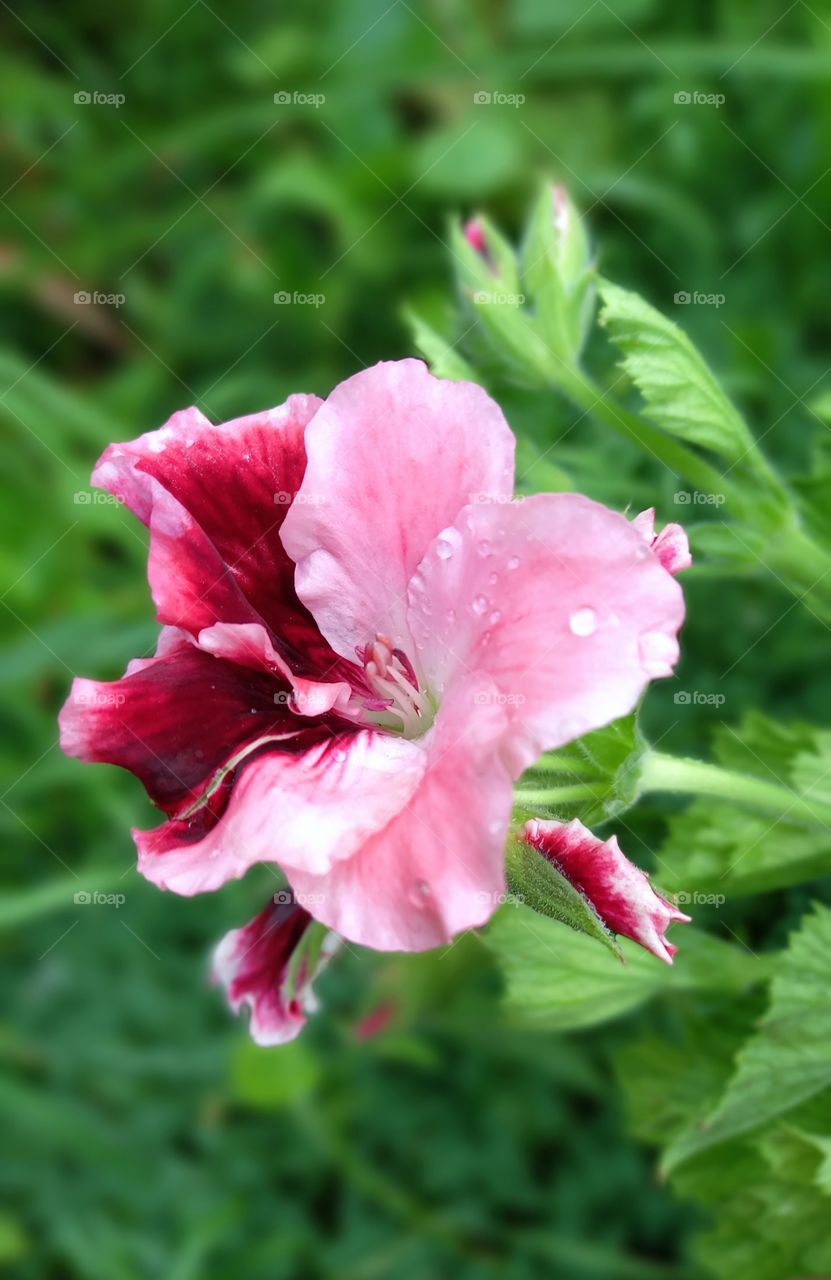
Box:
213 898 315 1045
93 401 354 685
60 644 318 816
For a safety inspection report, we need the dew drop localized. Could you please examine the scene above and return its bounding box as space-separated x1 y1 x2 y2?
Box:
446 608 456 624
569 606 597 637
488 571 498 585
471 594 488 616
477 539 493 558
436 539 453 561
507 555 520 570
638 631 677 677
409 880 432 909
481 630 492 646
489 609 502 624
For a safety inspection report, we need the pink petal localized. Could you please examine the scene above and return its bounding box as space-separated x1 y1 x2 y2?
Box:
408 493 685 775
284 675 514 951
92 398 351 689
523 817 691 963
59 643 308 816
196 621 357 719
280 360 515 661
213 898 336 1045
135 728 426 895
632 507 691 576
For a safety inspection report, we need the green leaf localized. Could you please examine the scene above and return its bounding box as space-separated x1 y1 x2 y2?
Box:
404 305 476 382
659 713 831 897
515 711 646 825
660 801 831 898
597 278 755 462
520 184 596 363
448 217 561 389
485 905 760 1031
793 430 831 548
663 904 831 1173
504 835 621 957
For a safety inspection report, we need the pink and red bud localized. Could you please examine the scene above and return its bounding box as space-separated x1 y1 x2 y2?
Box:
632 508 692 576
463 217 488 256
521 817 690 964
213 896 338 1045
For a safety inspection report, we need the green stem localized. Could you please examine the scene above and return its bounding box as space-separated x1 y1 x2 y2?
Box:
555 364 746 510
513 783 600 808
640 751 831 830
0 866 129 930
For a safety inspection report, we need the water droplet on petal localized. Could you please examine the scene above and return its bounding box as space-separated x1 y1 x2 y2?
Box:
489 609 502 624
488 571 498 585
507 555 520 570
569 606 597 637
472 594 488 616
409 880 432 909
478 539 493 558
639 631 677 677
436 540 453 561
446 608 456 624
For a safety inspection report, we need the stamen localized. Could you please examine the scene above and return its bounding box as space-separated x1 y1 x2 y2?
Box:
361 632 426 736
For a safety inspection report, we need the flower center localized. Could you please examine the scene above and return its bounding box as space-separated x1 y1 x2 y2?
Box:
359 633 430 738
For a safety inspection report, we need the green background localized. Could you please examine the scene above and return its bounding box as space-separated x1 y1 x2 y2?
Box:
1 1 830 1276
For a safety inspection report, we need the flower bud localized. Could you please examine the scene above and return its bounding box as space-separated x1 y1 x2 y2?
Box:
520 817 690 963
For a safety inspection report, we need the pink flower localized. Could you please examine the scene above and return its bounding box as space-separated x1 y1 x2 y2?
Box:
60 359 685 953
522 817 691 963
213 895 338 1045
632 507 692 577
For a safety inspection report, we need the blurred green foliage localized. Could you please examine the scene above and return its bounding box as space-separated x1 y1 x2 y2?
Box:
2 1 831 1276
